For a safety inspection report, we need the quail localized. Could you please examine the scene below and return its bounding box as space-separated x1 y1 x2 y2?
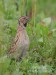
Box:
7 16 30 61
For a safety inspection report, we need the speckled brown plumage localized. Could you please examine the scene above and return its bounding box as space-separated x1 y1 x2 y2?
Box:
7 16 30 61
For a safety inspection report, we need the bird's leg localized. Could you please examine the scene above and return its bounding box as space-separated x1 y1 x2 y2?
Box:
16 49 27 61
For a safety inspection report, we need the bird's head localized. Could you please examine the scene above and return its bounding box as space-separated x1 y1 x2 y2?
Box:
19 16 29 27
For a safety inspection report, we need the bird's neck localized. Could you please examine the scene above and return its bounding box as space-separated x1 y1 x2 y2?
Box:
17 24 26 32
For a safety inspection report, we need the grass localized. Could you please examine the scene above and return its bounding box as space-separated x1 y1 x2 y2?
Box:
0 0 56 75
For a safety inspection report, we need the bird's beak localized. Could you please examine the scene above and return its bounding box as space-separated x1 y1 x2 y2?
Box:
26 16 30 22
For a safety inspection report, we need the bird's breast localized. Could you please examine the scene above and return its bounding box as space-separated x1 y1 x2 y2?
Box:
16 30 29 50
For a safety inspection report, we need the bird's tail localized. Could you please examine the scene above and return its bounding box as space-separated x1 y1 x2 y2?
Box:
0 55 8 63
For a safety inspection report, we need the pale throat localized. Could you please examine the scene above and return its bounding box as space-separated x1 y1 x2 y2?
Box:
17 23 26 32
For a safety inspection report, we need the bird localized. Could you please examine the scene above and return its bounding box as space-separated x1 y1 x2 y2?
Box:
7 16 30 61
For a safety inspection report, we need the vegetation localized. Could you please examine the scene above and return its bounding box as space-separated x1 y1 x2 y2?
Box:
0 0 56 75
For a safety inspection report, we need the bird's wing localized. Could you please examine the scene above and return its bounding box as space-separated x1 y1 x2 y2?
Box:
8 33 19 54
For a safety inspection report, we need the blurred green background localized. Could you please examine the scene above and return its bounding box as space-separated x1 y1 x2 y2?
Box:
0 0 56 75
